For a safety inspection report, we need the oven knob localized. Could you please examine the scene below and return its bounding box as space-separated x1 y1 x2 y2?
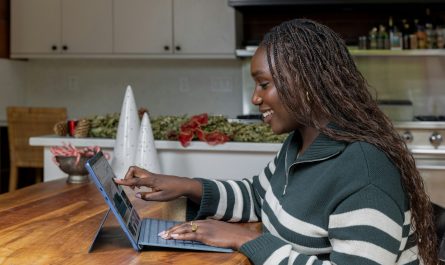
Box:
429 132 443 148
402 131 413 143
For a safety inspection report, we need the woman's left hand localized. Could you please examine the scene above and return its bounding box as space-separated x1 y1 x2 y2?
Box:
159 219 261 250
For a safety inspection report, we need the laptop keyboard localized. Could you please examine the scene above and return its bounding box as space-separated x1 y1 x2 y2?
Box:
140 218 204 247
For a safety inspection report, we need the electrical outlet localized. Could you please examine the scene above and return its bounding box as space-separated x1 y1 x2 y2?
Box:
211 77 233 93
67 76 79 92
179 77 191 93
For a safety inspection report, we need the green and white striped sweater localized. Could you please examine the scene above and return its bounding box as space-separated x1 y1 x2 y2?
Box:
191 131 420 265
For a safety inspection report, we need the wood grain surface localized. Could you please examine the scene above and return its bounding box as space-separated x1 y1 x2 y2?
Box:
0 179 257 264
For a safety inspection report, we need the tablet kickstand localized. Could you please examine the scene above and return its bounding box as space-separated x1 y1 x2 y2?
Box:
88 208 111 253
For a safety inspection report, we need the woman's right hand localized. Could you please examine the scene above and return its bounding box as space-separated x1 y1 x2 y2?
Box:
113 166 202 203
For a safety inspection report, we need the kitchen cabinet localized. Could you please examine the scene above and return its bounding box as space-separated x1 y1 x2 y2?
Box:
114 0 236 58
0 0 8 58
11 0 112 57
113 0 172 54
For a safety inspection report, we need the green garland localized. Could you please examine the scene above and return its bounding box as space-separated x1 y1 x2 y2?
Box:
87 113 287 143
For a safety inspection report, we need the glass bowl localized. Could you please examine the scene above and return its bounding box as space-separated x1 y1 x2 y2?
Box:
55 156 90 184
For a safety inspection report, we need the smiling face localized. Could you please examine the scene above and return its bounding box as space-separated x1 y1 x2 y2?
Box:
250 46 298 134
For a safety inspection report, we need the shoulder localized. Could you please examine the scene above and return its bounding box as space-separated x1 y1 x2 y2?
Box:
341 141 406 207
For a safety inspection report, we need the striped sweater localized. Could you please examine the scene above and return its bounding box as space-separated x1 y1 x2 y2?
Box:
191 130 420 265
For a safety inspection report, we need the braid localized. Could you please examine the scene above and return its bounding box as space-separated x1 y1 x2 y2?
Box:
262 19 438 264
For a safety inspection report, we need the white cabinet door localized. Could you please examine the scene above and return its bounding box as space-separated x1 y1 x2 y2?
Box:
62 0 113 54
173 0 235 55
11 0 61 54
114 0 173 54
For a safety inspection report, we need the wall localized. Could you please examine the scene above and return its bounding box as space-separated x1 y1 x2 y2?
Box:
1 56 445 124
0 58 25 124
356 56 445 116
241 56 445 117
0 59 243 121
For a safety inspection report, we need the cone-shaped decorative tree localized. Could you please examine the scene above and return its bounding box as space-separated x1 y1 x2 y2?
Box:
111 85 140 178
134 112 161 173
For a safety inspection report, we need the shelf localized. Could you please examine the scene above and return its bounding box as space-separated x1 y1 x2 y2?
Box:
349 48 445 57
236 47 445 58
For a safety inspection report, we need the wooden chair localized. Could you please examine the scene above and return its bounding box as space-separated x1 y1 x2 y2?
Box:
7 107 67 191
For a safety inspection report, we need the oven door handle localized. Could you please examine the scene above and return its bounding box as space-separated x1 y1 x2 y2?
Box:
416 164 445 170
410 149 445 155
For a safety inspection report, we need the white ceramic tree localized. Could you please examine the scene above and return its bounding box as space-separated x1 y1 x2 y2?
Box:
134 112 161 173
111 85 140 178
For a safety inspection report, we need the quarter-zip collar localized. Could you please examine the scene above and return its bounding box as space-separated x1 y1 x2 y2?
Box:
286 124 347 166
282 124 347 196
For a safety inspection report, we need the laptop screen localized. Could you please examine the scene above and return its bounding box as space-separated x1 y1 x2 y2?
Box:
87 152 141 242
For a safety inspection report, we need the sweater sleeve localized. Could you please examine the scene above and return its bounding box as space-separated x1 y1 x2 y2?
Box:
191 150 283 222
239 184 414 265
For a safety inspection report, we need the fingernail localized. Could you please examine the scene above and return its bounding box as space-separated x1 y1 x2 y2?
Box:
135 193 141 198
158 231 165 237
171 234 179 239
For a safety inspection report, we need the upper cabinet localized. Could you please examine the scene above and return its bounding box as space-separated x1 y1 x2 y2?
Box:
114 0 172 54
173 0 236 56
114 0 236 58
0 0 9 58
11 0 112 57
11 0 237 58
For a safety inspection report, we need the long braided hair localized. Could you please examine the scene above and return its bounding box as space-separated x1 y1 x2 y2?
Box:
261 19 437 264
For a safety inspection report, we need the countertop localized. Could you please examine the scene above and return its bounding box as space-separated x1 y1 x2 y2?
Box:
30 135 283 152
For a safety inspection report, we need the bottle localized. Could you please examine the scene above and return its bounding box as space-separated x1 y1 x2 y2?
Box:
414 18 427 49
377 25 389 49
437 26 445 49
388 16 402 50
369 27 378 49
424 8 436 49
401 18 412 49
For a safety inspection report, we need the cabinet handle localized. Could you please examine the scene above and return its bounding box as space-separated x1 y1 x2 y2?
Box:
62 45 68 51
164 45 170 51
175 46 181 51
51 45 58 51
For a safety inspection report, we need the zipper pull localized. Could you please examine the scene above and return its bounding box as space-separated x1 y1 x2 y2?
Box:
282 184 287 196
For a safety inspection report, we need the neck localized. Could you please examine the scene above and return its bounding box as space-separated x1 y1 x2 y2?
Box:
297 120 330 155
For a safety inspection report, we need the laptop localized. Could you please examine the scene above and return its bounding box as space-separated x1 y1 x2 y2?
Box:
85 151 233 253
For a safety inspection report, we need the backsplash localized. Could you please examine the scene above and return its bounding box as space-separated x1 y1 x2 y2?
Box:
0 58 243 122
241 56 445 117
0 56 444 124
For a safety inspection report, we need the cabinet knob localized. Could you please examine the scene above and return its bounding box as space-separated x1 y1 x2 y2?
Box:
164 45 170 51
62 45 68 51
175 46 181 51
51 45 58 51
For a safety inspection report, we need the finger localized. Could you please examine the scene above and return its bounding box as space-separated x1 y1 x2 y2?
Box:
160 222 191 239
124 166 150 181
135 191 167 201
113 177 142 188
170 232 198 241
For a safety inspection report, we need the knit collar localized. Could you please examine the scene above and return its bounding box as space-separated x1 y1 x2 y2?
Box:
286 124 347 165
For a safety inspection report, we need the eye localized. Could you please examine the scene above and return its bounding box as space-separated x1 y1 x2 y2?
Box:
259 82 269 89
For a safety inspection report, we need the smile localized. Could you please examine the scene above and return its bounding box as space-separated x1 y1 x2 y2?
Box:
262 110 274 121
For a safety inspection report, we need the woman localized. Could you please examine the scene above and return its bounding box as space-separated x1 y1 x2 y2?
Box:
115 19 437 264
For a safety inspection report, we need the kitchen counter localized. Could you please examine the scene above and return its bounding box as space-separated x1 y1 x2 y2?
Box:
30 135 282 182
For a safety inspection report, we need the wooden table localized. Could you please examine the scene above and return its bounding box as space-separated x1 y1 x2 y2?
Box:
0 179 256 264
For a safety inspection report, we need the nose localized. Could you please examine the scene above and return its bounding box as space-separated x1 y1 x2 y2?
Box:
251 89 263 106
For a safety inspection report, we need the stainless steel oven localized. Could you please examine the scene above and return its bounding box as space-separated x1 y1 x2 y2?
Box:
396 121 445 206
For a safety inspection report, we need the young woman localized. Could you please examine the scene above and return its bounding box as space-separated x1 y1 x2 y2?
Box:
115 19 437 264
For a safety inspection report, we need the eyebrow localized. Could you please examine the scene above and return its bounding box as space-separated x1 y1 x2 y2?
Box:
251 70 265 78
